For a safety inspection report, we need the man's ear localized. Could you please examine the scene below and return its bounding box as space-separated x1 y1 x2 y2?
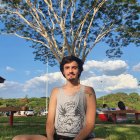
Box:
62 72 66 78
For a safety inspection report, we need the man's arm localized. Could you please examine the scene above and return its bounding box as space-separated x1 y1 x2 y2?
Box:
74 86 96 140
46 88 58 140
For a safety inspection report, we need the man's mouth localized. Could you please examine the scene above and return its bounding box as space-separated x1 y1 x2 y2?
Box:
68 73 75 76
69 74 74 76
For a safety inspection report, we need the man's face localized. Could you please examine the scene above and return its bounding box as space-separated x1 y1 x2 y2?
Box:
63 61 80 81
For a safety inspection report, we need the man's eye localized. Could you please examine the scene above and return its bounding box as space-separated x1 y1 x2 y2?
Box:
73 67 78 69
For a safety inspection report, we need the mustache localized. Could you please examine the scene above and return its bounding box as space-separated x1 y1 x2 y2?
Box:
68 72 75 76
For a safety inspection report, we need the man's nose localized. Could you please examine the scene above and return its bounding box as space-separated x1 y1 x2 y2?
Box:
69 68 73 72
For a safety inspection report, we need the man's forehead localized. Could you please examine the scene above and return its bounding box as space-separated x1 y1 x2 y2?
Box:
64 61 78 66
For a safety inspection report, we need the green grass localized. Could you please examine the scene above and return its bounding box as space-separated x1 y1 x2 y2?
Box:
95 125 140 140
0 116 46 124
0 125 46 140
0 116 140 140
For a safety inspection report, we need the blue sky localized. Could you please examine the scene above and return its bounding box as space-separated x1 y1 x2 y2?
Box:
0 34 140 99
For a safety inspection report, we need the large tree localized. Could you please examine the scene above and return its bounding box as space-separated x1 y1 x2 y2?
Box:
0 0 139 66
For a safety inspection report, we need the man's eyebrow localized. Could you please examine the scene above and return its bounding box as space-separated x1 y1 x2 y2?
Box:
72 66 78 68
64 66 69 68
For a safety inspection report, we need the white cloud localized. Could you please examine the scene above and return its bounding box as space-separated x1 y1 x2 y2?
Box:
81 74 138 96
0 81 24 98
0 72 65 98
23 72 65 97
0 60 139 98
84 60 128 76
132 63 140 72
25 69 45 76
0 73 138 98
6 66 15 72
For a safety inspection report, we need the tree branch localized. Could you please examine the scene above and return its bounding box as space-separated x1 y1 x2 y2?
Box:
70 0 76 54
84 23 114 60
44 0 71 57
82 0 107 60
14 33 62 62
14 33 50 48
44 0 60 24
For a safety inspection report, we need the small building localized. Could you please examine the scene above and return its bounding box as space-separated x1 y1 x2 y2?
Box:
0 76 5 83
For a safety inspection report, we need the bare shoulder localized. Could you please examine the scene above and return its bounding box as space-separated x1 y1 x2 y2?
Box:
50 87 60 97
51 87 59 93
84 85 96 97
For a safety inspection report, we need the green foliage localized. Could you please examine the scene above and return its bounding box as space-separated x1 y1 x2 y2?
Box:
0 92 139 111
0 0 139 65
0 97 49 113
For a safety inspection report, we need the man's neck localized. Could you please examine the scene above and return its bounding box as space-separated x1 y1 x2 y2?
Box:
65 80 80 88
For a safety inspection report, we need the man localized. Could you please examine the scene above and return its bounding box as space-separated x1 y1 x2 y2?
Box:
46 55 96 140
13 55 96 140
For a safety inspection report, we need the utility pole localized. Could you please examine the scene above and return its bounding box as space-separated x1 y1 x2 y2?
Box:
100 80 104 104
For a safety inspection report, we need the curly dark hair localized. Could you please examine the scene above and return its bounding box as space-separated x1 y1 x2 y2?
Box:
60 55 84 78
118 101 126 110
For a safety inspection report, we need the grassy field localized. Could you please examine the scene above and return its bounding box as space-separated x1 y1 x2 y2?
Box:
0 116 140 140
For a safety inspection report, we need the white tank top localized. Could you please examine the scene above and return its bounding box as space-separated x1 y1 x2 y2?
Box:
54 85 86 137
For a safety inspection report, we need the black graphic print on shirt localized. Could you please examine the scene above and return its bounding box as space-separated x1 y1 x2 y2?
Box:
56 101 84 134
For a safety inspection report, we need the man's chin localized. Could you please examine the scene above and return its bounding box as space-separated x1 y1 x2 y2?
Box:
68 78 75 81
68 78 78 82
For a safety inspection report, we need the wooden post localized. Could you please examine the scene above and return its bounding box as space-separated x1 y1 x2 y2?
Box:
112 113 117 123
135 113 138 123
9 111 14 126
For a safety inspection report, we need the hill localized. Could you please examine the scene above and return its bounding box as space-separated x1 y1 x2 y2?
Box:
97 92 140 110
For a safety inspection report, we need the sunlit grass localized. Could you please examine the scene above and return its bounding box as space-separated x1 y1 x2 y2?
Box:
0 116 140 140
95 125 140 140
0 125 46 140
